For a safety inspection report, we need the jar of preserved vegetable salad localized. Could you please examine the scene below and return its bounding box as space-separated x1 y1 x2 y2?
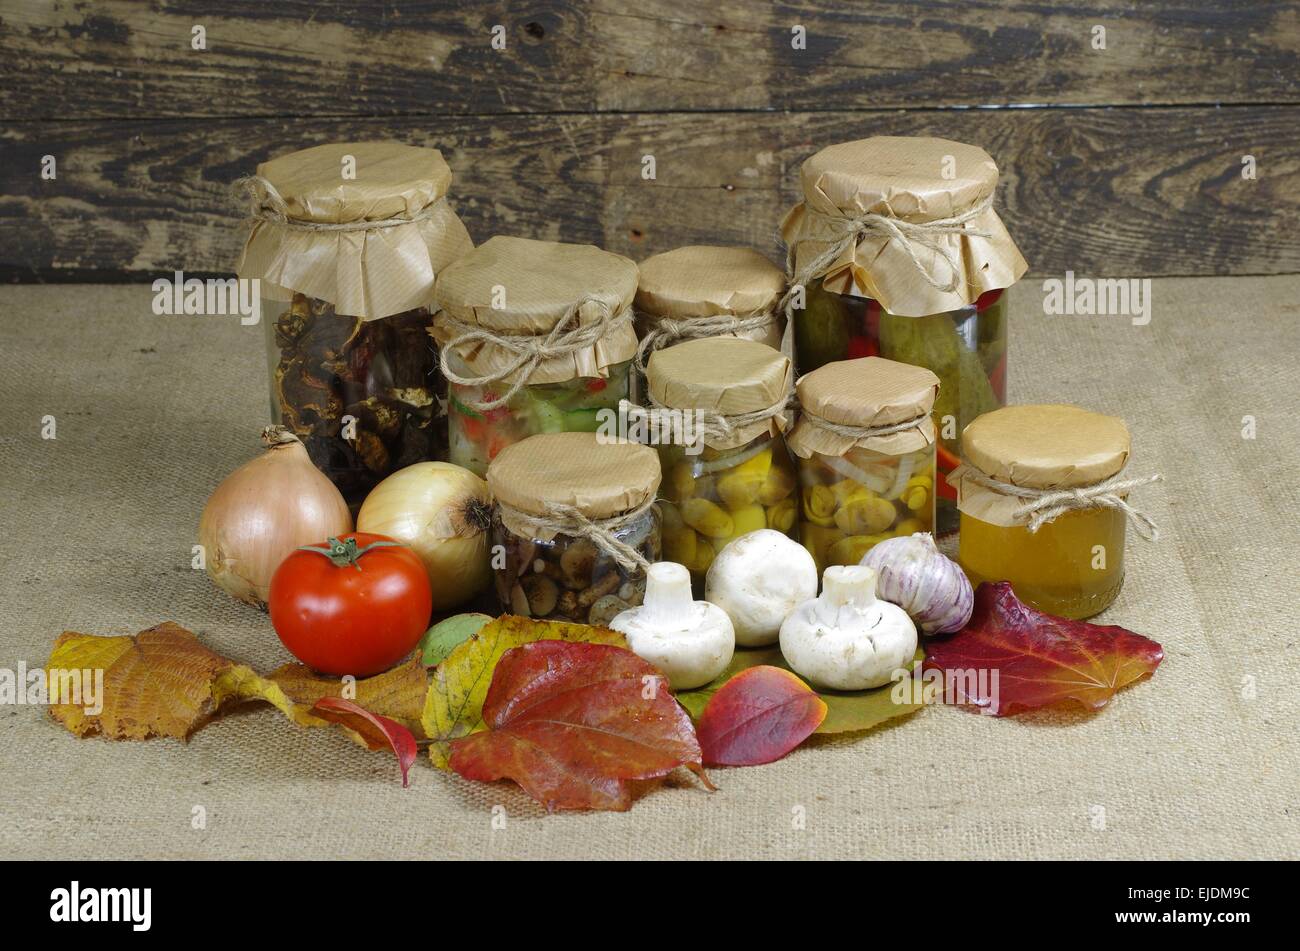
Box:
781 136 1027 533
236 142 474 504
644 337 796 590
951 405 1161 620
486 432 662 625
432 236 639 476
787 357 940 572
633 245 786 395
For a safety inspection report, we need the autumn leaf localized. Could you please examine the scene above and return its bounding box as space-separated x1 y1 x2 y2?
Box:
447 641 709 812
311 697 418 787
676 646 925 735
420 613 492 667
422 614 627 768
922 582 1164 716
695 666 827 766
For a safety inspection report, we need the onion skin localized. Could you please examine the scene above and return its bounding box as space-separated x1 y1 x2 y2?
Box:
356 462 492 611
199 427 352 609
858 533 973 635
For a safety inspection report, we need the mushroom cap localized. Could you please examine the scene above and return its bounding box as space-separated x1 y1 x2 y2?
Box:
611 601 735 690
706 530 818 646
779 597 917 691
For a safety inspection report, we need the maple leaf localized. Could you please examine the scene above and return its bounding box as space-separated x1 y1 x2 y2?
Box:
447 641 711 812
695 666 827 766
922 582 1164 716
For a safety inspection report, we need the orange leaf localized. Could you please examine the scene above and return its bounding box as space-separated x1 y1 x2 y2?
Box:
312 697 418 787
695 666 828 766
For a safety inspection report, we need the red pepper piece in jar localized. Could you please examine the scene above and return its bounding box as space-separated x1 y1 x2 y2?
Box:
975 288 1004 311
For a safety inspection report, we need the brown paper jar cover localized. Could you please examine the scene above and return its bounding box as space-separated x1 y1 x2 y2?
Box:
431 235 639 386
236 141 473 319
487 432 662 528
780 136 1028 318
788 356 939 459
645 337 793 451
636 246 784 348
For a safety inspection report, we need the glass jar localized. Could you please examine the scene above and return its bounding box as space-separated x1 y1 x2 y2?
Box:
266 293 442 504
658 432 799 587
446 353 631 476
797 443 936 573
490 506 662 625
796 279 1006 533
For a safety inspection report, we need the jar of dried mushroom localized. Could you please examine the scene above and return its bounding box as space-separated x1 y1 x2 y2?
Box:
781 136 1027 533
644 337 797 590
432 236 639 477
633 245 785 397
788 357 940 572
236 141 473 504
486 432 662 625
951 404 1161 620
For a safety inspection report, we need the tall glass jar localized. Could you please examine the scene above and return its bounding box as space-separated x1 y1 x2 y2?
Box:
432 236 640 477
486 432 663 626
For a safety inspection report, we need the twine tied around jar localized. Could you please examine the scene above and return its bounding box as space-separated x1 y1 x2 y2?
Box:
634 309 780 373
950 465 1163 541
233 175 448 232
777 190 996 319
638 385 794 450
496 498 656 573
799 409 931 442
438 301 634 412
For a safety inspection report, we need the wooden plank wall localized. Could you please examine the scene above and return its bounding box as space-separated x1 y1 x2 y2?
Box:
1 0 1298 280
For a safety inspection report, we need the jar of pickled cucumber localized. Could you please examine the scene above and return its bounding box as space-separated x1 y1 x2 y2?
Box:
781 136 1028 533
787 357 940 572
486 432 662 625
644 337 796 591
952 405 1160 620
432 236 639 476
235 142 474 504
634 245 785 397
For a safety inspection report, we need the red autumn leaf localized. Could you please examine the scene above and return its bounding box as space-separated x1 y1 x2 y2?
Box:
695 665 828 766
447 641 710 812
311 696 419 787
922 582 1164 716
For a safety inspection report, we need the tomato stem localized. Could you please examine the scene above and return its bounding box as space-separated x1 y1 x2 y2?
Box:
297 536 400 570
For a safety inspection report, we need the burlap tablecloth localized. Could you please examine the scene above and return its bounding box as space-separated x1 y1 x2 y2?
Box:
2 279 1296 860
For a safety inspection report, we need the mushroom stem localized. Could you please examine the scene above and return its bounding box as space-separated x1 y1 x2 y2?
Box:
642 562 695 627
822 565 878 609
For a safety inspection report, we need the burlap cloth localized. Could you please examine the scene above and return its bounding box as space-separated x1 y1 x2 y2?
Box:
2 279 1297 860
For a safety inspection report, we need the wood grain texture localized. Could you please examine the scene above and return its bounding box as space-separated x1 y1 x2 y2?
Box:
2 107 1295 279
1 1 1297 118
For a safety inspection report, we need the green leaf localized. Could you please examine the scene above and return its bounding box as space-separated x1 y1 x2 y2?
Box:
420 613 492 668
676 646 926 735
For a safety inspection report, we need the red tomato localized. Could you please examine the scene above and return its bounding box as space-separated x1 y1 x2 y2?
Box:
269 532 432 677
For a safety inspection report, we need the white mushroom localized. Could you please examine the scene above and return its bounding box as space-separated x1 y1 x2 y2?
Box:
705 529 819 647
779 565 917 691
610 562 735 690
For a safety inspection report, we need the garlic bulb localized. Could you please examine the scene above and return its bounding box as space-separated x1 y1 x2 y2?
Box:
356 462 493 611
199 427 352 608
858 533 973 635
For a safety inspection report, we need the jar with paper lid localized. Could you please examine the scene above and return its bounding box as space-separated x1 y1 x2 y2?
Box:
433 236 639 476
951 404 1161 620
634 245 786 396
644 337 797 589
781 136 1028 532
486 432 662 625
236 141 474 505
788 356 940 571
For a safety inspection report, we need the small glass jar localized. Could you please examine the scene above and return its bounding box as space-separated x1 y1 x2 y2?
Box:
486 432 663 625
953 404 1140 619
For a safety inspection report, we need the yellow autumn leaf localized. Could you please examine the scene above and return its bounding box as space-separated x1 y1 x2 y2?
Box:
422 614 627 768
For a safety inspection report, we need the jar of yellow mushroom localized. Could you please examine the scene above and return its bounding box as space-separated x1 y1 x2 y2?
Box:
644 337 797 591
787 357 940 572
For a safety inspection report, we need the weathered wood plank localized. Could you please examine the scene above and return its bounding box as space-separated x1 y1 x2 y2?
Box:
1 106 1295 277
1 1 1296 118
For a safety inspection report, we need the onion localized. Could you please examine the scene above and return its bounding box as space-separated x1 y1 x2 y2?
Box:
199 426 352 608
356 462 493 611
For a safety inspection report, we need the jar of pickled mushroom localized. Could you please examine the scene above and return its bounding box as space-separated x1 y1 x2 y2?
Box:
486 432 662 626
781 136 1028 533
432 236 638 476
644 337 796 591
633 245 785 398
787 357 940 572
236 141 474 504
951 404 1161 620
